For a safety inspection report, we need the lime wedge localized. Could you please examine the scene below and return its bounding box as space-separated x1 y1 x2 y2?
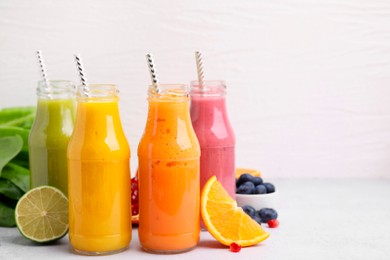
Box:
15 186 69 243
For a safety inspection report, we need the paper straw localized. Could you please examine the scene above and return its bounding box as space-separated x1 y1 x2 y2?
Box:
146 53 160 89
36 50 50 87
74 54 89 94
195 51 205 88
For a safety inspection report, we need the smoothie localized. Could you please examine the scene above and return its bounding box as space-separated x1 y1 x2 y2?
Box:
190 80 236 198
29 80 75 196
67 84 131 255
138 85 200 253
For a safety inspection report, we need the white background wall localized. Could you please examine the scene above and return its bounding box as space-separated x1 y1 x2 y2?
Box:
1 0 390 178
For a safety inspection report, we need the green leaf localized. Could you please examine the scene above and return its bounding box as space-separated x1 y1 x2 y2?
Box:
0 135 23 174
0 199 16 227
1 114 35 129
0 178 23 200
0 106 35 129
0 127 30 153
11 152 30 169
1 163 30 192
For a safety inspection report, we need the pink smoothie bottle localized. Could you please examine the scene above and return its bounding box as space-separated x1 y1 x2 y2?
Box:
190 80 236 198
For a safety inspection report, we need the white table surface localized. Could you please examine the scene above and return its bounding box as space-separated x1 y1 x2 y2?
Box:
1 179 390 260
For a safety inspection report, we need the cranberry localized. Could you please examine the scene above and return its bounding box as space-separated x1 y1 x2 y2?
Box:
229 242 241 253
267 219 279 228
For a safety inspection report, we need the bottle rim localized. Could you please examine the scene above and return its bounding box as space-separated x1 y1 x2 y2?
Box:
76 84 119 101
37 80 76 98
190 80 227 97
147 84 189 101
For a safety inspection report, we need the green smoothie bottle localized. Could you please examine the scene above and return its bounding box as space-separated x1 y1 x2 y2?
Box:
29 80 76 195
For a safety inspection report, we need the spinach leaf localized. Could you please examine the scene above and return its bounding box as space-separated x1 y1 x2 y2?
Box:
11 152 30 168
0 127 30 153
0 199 16 227
0 135 23 174
1 114 35 129
0 178 23 200
1 163 30 193
0 106 36 227
0 106 35 129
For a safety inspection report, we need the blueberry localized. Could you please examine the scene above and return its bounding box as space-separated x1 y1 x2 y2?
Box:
258 208 278 223
236 174 255 187
241 205 256 218
236 181 255 194
263 182 275 193
253 177 263 186
254 184 267 194
254 212 262 225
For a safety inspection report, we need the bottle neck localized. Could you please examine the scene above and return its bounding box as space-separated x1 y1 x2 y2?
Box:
190 80 227 98
75 84 121 127
145 84 191 127
147 84 189 102
37 80 75 99
70 85 129 158
190 82 235 146
190 80 229 117
148 99 190 118
76 84 119 102
73 89 124 147
191 94 227 108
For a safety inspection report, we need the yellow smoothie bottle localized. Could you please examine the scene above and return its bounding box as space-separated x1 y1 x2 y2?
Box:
67 84 131 255
29 80 75 195
138 84 201 253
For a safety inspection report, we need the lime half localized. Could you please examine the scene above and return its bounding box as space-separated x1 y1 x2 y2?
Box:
15 186 69 243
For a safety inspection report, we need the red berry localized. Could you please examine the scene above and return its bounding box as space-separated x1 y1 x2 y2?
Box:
267 219 279 228
132 203 139 216
131 175 139 216
229 242 241 253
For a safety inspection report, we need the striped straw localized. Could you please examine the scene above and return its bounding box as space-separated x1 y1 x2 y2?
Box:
146 53 160 89
74 54 89 94
195 51 205 88
36 50 50 87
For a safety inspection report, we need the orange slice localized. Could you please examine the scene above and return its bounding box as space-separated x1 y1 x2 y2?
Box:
131 214 139 225
235 168 262 179
201 176 270 247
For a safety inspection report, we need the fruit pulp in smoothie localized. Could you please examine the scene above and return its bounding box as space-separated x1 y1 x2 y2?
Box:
29 98 75 195
138 97 200 253
67 101 131 254
191 95 235 198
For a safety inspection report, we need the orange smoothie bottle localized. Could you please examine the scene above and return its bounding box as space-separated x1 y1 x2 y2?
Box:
138 84 201 253
67 84 131 255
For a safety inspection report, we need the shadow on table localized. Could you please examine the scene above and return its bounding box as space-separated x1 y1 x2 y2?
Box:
11 234 70 252
198 239 226 249
12 237 134 256
12 236 64 246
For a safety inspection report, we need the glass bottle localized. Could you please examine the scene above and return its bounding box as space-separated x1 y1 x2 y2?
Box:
138 84 200 253
67 84 131 255
190 80 236 198
29 80 76 195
